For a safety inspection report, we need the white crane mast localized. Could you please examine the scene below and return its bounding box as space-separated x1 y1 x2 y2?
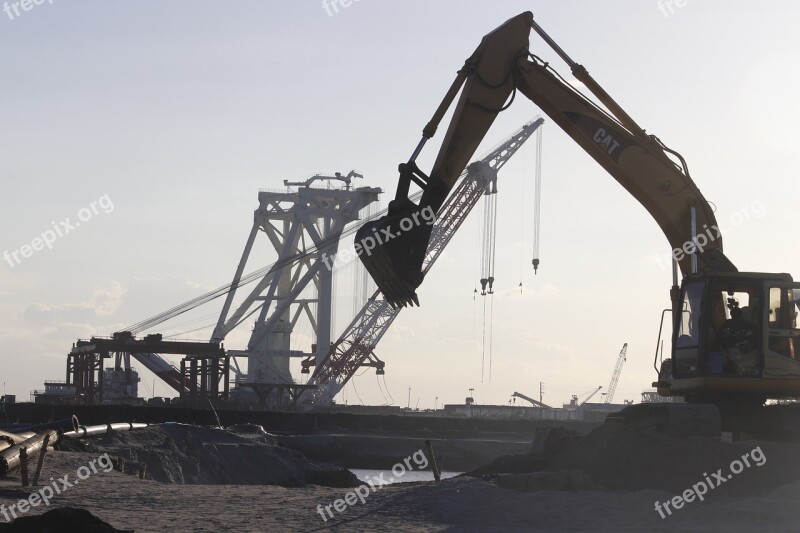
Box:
605 343 628 404
302 118 545 406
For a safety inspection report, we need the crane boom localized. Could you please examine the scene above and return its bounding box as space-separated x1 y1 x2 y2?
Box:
605 343 628 404
301 119 544 405
581 386 603 406
512 391 551 409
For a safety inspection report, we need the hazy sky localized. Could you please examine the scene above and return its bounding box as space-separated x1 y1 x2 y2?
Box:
1 1 798 408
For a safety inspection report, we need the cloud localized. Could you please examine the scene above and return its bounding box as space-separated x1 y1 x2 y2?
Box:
90 280 126 315
20 280 125 326
18 277 215 334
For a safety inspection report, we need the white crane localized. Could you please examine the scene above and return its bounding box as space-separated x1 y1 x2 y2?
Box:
567 385 602 408
604 343 628 404
303 118 545 406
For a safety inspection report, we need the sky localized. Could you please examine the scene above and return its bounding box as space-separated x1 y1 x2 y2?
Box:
1 1 798 409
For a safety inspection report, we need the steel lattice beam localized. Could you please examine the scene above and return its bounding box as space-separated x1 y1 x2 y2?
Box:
302 118 544 406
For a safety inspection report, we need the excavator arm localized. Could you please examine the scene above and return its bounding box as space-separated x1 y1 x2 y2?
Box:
357 11 736 307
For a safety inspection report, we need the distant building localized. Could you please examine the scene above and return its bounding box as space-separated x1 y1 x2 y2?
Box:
442 402 629 422
33 368 141 405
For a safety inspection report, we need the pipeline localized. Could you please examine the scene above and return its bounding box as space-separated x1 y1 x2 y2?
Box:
62 422 148 439
0 430 59 476
0 439 54 455
0 430 36 446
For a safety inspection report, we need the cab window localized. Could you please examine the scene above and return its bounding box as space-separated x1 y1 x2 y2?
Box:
768 287 800 360
704 284 760 376
676 281 704 348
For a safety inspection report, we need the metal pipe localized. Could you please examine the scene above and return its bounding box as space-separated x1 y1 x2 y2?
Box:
0 430 35 445
62 422 148 440
0 430 58 476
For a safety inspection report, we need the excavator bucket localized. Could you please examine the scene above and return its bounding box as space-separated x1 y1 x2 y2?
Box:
355 196 433 307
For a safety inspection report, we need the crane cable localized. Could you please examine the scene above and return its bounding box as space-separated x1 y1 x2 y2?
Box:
124 189 425 335
381 374 395 405
532 125 543 273
520 143 526 293
353 203 376 316
482 295 487 382
479 189 498 296
477 180 499 382
376 374 389 406
489 292 495 382
350 377 365 405
487 187 498 383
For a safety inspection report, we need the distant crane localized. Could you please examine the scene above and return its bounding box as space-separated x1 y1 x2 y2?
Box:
511 391 551 409
604 343 628 404
566 386 602 408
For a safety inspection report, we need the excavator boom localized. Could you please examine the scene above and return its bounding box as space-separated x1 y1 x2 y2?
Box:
357 11 735 307
356 10 800 412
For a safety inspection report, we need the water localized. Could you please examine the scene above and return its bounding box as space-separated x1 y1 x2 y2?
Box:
350 468 461 485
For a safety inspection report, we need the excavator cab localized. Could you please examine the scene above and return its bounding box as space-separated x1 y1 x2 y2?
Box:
657 272 800 403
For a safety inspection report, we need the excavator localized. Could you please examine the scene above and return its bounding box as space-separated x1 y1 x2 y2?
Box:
356 11 800 417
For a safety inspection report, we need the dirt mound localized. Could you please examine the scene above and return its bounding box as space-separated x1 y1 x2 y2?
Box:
78 423 359 487
0 507 130 532
470 422 800 498
493 470 604 492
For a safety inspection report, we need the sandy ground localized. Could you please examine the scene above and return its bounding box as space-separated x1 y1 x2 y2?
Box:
2 450 800 532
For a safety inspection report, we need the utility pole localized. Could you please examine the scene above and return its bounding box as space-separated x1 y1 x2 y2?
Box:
408 386 411 409
539 382 544 405
435 396 438 410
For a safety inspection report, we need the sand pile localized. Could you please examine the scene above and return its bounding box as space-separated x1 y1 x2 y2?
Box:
470 420 800 498
73 423 359 487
